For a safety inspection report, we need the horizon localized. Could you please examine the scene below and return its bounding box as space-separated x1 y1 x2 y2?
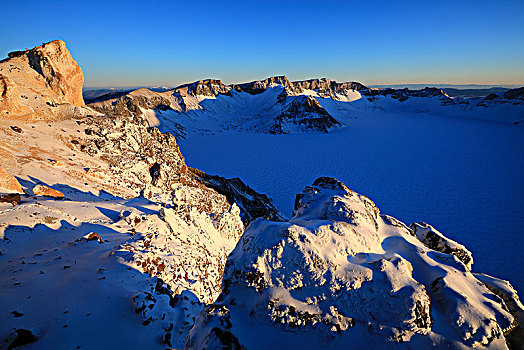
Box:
81 79 524 90
1 0 524 87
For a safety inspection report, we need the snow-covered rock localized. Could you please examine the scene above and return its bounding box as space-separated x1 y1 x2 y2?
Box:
410 222 473 270
87 76 524 137
0 40 285 349
188 177 520 349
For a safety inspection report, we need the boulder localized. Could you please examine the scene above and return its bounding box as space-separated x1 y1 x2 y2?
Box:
32 184 64 198
0 166 23 194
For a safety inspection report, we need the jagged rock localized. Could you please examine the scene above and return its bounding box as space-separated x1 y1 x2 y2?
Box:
410 222 473 270
503 87 524 100
176 79 232 97
32 184 64 198
291 78 368 98
0 166 24 194
474 273 524 350
233 75 292 94
270 95 341 134
80 232 103 243
188 177 517 349
0 40 87 120
363 87 454 105
190 168 285 224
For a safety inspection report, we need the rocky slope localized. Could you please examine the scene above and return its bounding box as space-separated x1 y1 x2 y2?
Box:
86 76 524 138
0 41 283 349
1 40 523 349
187 177 523 349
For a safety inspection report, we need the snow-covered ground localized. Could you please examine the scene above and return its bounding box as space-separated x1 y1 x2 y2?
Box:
178 111 524 294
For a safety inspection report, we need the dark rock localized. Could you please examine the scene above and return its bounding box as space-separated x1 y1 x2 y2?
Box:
270 95 341 134
4 329 37 349
0 193 21 204
190 168 285 224
11 311 23 318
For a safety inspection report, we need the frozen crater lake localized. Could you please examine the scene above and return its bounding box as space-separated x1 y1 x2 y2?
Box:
179 112 524 293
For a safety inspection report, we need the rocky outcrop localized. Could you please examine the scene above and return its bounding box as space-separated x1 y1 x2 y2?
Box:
176 79 232 97
89 88 175 118
0 40 85 120
190 168 286 224
187 177 518 349
478 86 524 107
474 273 524 349
233 75 292 94
410 222 473 270
0 165 24 194
503 87 524 100
32 184 64 198
363 87 454 104
270 95 341 134
291 78 368 98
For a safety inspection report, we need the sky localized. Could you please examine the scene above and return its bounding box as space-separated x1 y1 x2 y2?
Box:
1 0 523 87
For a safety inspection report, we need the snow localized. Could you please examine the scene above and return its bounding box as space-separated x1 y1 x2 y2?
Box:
0 116 244 349
187 178 517 349
178 111 524 295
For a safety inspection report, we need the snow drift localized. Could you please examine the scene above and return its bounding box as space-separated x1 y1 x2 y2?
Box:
187 177 523 349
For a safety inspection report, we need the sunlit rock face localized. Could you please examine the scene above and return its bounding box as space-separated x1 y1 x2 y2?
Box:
0 40 85 120
187 177 520 349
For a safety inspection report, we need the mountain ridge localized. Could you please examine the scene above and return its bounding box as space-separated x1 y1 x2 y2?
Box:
1 40 523 349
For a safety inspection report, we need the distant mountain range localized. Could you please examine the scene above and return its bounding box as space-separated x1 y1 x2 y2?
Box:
2 40 523 350
83 76 524 138
84 84 523 102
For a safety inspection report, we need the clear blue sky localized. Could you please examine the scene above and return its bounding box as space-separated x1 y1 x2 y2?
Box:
1 0 523 87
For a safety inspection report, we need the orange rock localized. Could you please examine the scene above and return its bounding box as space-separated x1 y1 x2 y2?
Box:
82 232 103 243
32 184 64 198
0 40 85 120
0 166 24 194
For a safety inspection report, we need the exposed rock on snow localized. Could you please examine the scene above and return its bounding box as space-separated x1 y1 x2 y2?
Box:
474 273 524 350
32 184 64 198
270 94 341 134
190 168 286 224
87 76 524 137
2 329 38 349
0 40 90 120
0 40 286 349
0 165 24 194
291 78 368 98
177 79 232 97
188 177 519 349
503 87 524 100
410 222 473 270
233 75 292 94
363 86 454 104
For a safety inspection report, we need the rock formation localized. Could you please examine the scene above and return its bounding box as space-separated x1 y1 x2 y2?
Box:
0 40 86 120
187 178 521 349
0 40 285 349
1 39 522 349
0 165 24 194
